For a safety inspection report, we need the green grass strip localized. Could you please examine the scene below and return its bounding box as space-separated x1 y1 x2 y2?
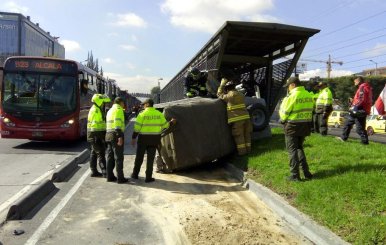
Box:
232 127 386 244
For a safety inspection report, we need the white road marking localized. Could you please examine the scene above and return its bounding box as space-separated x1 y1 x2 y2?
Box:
0 169 55 215
25 169 91 245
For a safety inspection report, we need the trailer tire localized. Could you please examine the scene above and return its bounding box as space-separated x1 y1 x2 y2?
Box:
247 103 269 131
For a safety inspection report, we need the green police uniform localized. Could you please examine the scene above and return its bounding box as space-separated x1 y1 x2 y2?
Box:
280 85 314 180
105 102 126 182
87 94 110 177
131 106 169 181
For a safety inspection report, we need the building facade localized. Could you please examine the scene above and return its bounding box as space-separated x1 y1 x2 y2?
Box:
0 12 65 65
358 66 386 77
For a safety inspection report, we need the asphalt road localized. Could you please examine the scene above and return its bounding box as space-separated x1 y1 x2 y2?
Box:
0 120 311 245
0 138 88 222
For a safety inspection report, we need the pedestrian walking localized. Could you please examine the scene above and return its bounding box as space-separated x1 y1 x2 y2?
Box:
337 76 373 144
217 78 252 156
130 98 176 182
87 94 110 177
105 97 128 183
279 77 314 181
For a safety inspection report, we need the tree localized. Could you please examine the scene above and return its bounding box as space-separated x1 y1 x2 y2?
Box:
150 86 161 103
322 76 386 110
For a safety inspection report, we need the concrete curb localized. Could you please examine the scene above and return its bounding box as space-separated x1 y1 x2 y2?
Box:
6 179 57 221
51 149 89 182
224 163 350 245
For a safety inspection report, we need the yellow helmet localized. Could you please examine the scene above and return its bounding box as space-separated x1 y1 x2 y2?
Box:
91 94 111 107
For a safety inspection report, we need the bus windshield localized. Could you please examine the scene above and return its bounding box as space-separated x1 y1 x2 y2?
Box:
2 72 77 116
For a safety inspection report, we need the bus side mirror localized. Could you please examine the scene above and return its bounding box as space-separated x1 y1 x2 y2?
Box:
81 79 88 95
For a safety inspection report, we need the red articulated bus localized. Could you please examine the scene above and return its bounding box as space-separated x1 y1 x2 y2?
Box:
0 56 110 140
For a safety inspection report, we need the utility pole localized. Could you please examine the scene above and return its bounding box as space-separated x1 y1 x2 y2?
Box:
369 60 378 76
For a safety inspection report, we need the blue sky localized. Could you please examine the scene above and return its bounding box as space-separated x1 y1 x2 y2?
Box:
1 0 386 93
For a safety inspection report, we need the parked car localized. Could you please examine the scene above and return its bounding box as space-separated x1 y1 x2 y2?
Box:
328 110 349 128
366 115 386 135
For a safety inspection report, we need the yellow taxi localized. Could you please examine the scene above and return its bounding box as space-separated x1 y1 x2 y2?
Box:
327 110 349 128
366 115 386 135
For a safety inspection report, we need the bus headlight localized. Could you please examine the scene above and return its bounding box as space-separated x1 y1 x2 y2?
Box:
2 117 16 127
60 119 75 128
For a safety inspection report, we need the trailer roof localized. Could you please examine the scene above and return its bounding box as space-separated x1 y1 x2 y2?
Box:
218 21 320 57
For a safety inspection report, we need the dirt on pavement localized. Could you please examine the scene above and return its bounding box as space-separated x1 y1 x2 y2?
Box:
141 162 311 245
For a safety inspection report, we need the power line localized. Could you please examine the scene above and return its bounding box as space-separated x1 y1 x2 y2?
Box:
342 53 386 65
313 9 386 39
342 60 386 70
335 45 386 60
305 32 386 58
307 26 386 53
305 0 358 24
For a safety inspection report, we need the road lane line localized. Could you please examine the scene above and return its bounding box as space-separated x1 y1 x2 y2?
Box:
25 168 91 245
0 168 56 215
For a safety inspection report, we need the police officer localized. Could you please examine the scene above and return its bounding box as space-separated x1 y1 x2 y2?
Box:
217 78 252 156
314 82 333 135
87 94 110 177
105 97 128 183
130 98 176 182
279 77 314 181
184 67 208 98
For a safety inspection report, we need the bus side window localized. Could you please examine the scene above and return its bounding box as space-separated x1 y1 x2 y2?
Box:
81 79 88 95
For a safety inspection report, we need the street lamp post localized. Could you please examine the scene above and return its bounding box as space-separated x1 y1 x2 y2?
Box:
369 60 378 76
157 78 163 103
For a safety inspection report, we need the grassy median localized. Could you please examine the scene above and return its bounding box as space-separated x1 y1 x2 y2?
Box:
232 127 386 244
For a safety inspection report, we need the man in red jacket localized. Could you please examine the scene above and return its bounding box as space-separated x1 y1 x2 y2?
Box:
338 76 372 144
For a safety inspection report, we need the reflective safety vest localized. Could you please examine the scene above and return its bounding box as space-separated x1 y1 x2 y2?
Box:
279 86 314 123
134 107 169 135
87 105 105 132
315 87 333 111
217 83 250 124
106 104 125 133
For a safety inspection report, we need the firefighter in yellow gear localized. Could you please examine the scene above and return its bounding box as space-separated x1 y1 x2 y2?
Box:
217 78 252 156
279 77 314 181
130 98 176 182
105 97 128 183
87 94 110 177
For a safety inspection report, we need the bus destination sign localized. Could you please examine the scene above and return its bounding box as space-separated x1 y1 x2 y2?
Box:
5 59 78 74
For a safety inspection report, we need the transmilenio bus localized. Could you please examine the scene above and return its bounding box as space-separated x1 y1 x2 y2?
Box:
0 56 117 140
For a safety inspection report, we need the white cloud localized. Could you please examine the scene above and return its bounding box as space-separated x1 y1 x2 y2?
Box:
59 40 81 52
299 68 353 81
102 57 114 64
126 62 136 70
363 43 386 57
107 32 119 37
119 44 137 51
104 73 166 93
112 13 147 28
161 0 276 33
131 34 138 42
2 1 28 14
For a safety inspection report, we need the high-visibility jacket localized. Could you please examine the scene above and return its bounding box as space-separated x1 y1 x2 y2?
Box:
280 86 314 123
217 81 250 124
87 104 106 132
315 87 333 113
106 103 125 138
133 107 169 146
